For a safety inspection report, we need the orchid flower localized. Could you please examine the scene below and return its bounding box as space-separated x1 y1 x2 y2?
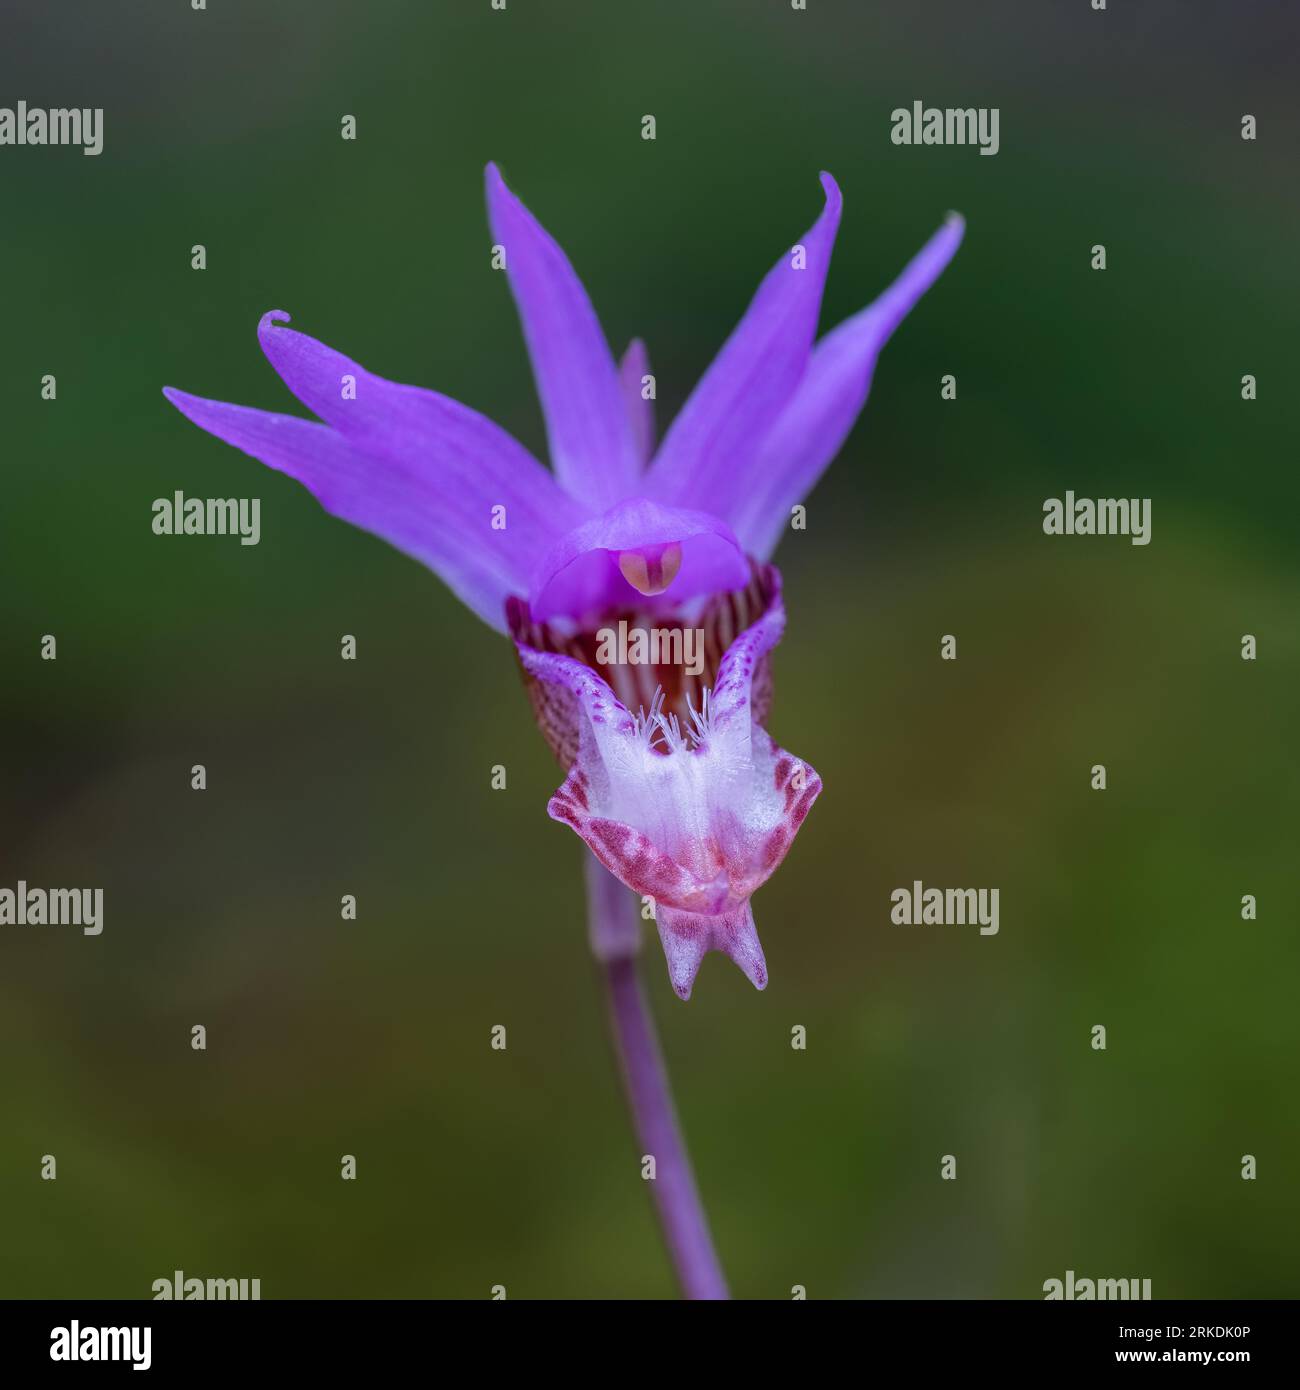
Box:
163 164 962 1298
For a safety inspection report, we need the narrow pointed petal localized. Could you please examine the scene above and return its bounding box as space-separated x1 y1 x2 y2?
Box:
646 172 842 513
731 214 965 558
164 311 590 632
485 163 639 509
162 388 526 630
619 338 655 466
255 309 587 559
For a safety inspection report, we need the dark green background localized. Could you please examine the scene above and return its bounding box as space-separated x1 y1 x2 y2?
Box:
1 0 1296 1298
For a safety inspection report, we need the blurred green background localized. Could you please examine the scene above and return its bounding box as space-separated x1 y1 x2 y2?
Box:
1 0 1297 1299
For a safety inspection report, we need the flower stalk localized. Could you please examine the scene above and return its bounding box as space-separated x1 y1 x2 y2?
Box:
586 854 729 1300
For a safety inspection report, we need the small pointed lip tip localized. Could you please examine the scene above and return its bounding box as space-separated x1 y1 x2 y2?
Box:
944 209 966 227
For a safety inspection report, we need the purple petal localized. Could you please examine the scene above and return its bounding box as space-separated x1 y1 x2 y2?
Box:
485 163 639 510
528 496 749 624
645 172 842 514
619 338 655 467
162 384 545 633
256 309 586 550
163 312 589 632
731 214 965 558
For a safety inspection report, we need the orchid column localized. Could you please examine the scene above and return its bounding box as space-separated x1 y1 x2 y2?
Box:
163 163 962 1297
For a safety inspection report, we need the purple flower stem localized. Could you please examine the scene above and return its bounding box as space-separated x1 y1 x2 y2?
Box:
585 854 730 1301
